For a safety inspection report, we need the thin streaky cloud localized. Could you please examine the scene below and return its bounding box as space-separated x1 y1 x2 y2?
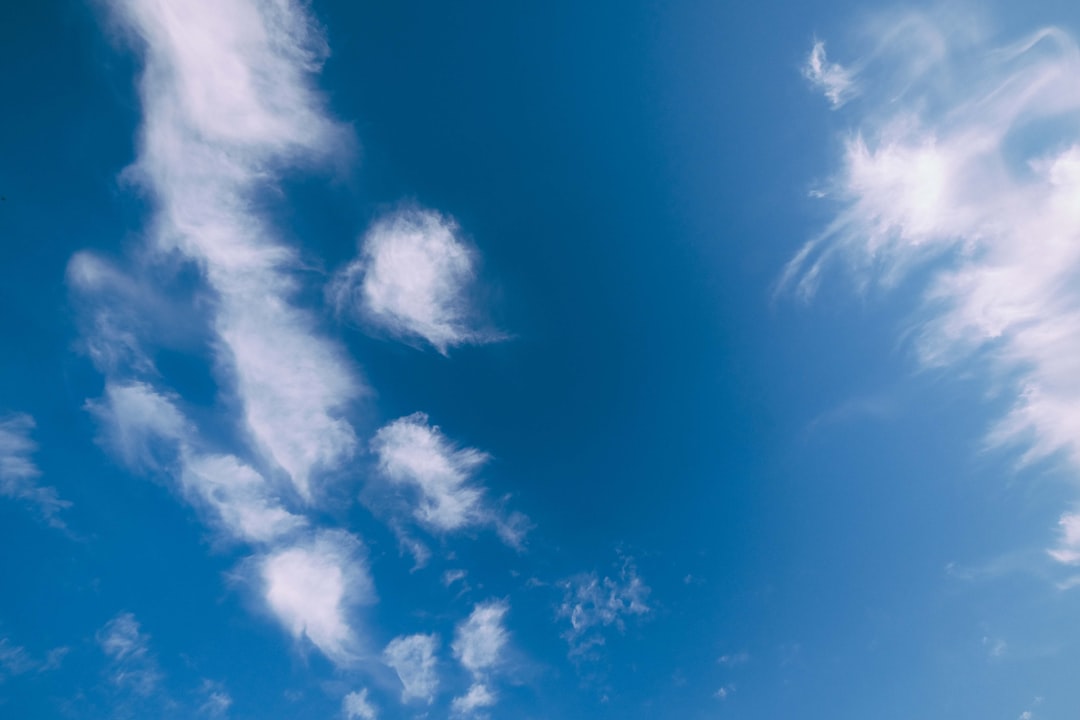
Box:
785 10 1080 564
0 413 70 527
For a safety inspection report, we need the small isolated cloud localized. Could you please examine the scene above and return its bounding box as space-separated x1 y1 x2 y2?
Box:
784 12 1080 567
97 612 162 697
330 208 500 354
0 639 67 680
0 413 70 527
1048 512 1080 565
197 679 233 717
443 569 467 587
453 600 509 676
260 530 373 664
714 684 735 700
557 559 650 657
372 413 526 543
717 651 749 667
342 688 377 720
383 633 440 704
803 40 856 107
451 682 496 717
450 601 509 717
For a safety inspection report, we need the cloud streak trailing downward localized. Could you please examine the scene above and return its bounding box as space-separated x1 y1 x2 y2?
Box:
330 208 501 354
73 0 376 666
785 10 1080 565
372 413 528 545
451 600 509 716
109 0 360 501
0 413 69 527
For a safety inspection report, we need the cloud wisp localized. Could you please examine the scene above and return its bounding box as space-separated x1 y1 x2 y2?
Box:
557 560 650 658
371 413 528 546
330 208 501 354
451 600 509 717
383 633 440 705
785 11 1080 565
0 413 70 528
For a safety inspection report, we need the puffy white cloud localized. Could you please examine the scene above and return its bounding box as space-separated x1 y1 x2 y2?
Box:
803 41 856 107
103 0 361 500
330 208 498 354
383 633 440 704
785 12 1080 561
342 688 377 720
0 414 70 526
557 560 650 656
87 382 188 470
97 612 162 697
450 682 496 717
452 600 509 676
371 413 490 533
260 530 373 664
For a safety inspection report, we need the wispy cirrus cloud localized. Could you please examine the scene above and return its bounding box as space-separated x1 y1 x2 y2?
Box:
97 612 162 698
371 413 528 545
557 559 650 658
342 688 378 720
383 633 440 705
451 600 509 716
0 413 70 527
803 41 856 107
105 0 361 502
259 529 374 665
330 208 501 354
77 0 379 670
785 10 1080 566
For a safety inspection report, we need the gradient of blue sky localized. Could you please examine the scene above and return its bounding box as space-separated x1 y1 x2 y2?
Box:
3 1 1080 719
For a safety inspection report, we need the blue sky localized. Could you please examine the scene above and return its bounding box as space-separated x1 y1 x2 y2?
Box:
3 1 1080 718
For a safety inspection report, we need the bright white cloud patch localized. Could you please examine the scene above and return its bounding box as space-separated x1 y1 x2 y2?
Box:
105 0 361 500
450 682 496 716
450 601 509 716
0 413 69 526
558 560 650 656
330 208 497 354
371 413 490 533
452 600 509 676
785 13 1080 562
803 40 856 107
383 633 440 704
260 530 373 664
342 688 378 720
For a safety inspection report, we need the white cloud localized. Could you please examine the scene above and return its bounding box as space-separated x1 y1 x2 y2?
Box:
330 208 499 354
342 688 377 720
452 600 509 676
804 40 856 107
0 639 35 678
557 560 650 657
103 0 361 501
383 633 440 704
785 13 1080 561
371 413 491 533
717 651 749 666
450 682 496 717
0 413 70 527
1048 512 1080 565
443 569 467 587
260 530 373 664
97 612 162 697
89 382 305 545
198 680 233 717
